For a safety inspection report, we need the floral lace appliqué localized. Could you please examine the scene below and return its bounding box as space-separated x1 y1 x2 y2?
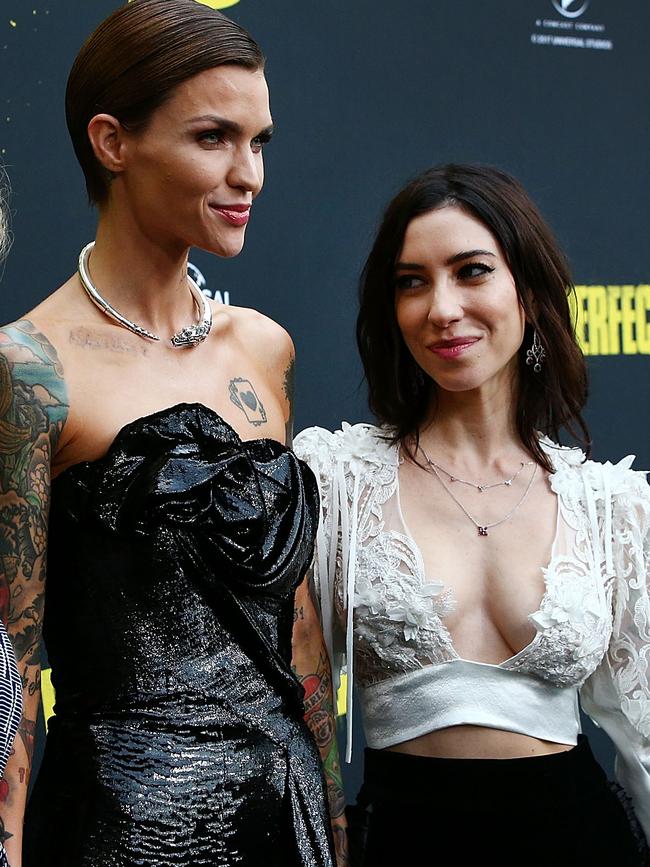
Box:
297 425 650 722
351 531 456 684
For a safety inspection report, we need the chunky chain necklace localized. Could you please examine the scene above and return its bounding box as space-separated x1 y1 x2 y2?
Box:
78 241 213 349
423 454 534 493
419 444 538 537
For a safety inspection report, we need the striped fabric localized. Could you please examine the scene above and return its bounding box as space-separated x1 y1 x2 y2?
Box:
0 621 22 867
0 625 21 778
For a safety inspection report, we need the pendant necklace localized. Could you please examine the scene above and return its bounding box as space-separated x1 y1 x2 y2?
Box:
78 241 213 349
419 444 538 537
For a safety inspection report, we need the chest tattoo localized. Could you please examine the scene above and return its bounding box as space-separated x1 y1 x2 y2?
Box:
228 378 267 427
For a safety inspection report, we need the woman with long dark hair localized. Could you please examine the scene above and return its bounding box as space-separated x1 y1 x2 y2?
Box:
296 164 650 865
0 1 343 864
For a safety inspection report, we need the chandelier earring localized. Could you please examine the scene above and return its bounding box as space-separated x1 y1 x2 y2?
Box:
525 330 546 373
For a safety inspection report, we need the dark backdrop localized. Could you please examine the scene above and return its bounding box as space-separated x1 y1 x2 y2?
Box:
1 0 648 800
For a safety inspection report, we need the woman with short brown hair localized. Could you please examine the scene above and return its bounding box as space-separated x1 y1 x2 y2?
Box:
0 1 341 864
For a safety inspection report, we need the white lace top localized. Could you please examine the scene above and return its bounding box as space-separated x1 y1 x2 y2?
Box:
294 424 650 838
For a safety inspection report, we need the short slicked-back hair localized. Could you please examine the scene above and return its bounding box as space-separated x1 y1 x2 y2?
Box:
66 0 265 204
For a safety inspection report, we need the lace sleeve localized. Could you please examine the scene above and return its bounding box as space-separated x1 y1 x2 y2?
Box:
293 427 344 688
580 464 650 841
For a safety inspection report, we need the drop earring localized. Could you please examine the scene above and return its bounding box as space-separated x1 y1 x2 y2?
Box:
526 330 546 373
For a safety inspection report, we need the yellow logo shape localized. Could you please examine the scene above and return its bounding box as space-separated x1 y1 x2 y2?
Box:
196 0 241 8
41 667 55 729
129 0 240 5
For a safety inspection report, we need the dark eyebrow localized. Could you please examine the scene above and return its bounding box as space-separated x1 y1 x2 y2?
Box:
187 114 242 132
395 249 496 273
445 249 496 266
186 114 274 140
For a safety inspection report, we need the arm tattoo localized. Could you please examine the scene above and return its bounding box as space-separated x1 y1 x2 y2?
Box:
332 825 348 865
297 650 346 820
17 718 35 761
0 818 12 844
295 650 348 863
283 357 295 448
228 377 267 427
0 320 68 792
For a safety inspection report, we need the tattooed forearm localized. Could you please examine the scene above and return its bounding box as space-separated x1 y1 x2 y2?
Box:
300 652 345 818
0 817 12 844
17 718 35 762
0 319 68 839
228 377 267 427
297 650 347 863
292 581 348 864
282 356 295 448
332 824 348 866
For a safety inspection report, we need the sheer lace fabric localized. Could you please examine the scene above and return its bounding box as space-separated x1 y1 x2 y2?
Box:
294 424 650 838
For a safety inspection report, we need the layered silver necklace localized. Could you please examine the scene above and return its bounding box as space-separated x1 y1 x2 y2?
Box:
78 241 213 349
424 454 534 492
418 444 538 537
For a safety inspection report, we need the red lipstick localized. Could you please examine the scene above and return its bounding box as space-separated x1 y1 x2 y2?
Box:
211 203 251 227
428 337 480 359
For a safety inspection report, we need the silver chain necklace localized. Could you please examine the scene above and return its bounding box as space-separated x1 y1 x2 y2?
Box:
78 241 213 349
419 444 538 537
423 454 534 493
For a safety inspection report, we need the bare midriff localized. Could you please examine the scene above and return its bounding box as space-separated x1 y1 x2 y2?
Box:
386 725 573 759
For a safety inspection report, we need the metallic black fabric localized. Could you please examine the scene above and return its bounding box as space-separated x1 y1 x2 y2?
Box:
25 403 335 867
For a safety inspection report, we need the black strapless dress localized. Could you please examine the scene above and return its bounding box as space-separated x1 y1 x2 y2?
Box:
24 403 334 867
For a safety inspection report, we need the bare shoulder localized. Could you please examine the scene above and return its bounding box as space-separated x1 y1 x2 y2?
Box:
0 318 69 455
25 273 85 320
218 303 294 368
0 318 62 373
3 274 89 353
216 304 296 442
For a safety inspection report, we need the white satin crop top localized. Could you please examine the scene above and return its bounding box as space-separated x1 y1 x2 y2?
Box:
294 424 650 839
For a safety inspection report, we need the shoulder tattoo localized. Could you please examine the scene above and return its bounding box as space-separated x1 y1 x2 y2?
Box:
283 356 295 448
0 319 68 673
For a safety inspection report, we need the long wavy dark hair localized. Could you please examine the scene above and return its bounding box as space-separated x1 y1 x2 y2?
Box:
356 164 590 472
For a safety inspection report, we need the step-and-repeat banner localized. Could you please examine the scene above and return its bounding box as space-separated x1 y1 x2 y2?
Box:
1 0 649 800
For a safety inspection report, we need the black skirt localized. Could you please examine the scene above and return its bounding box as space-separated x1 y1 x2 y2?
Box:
350 736 646 867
